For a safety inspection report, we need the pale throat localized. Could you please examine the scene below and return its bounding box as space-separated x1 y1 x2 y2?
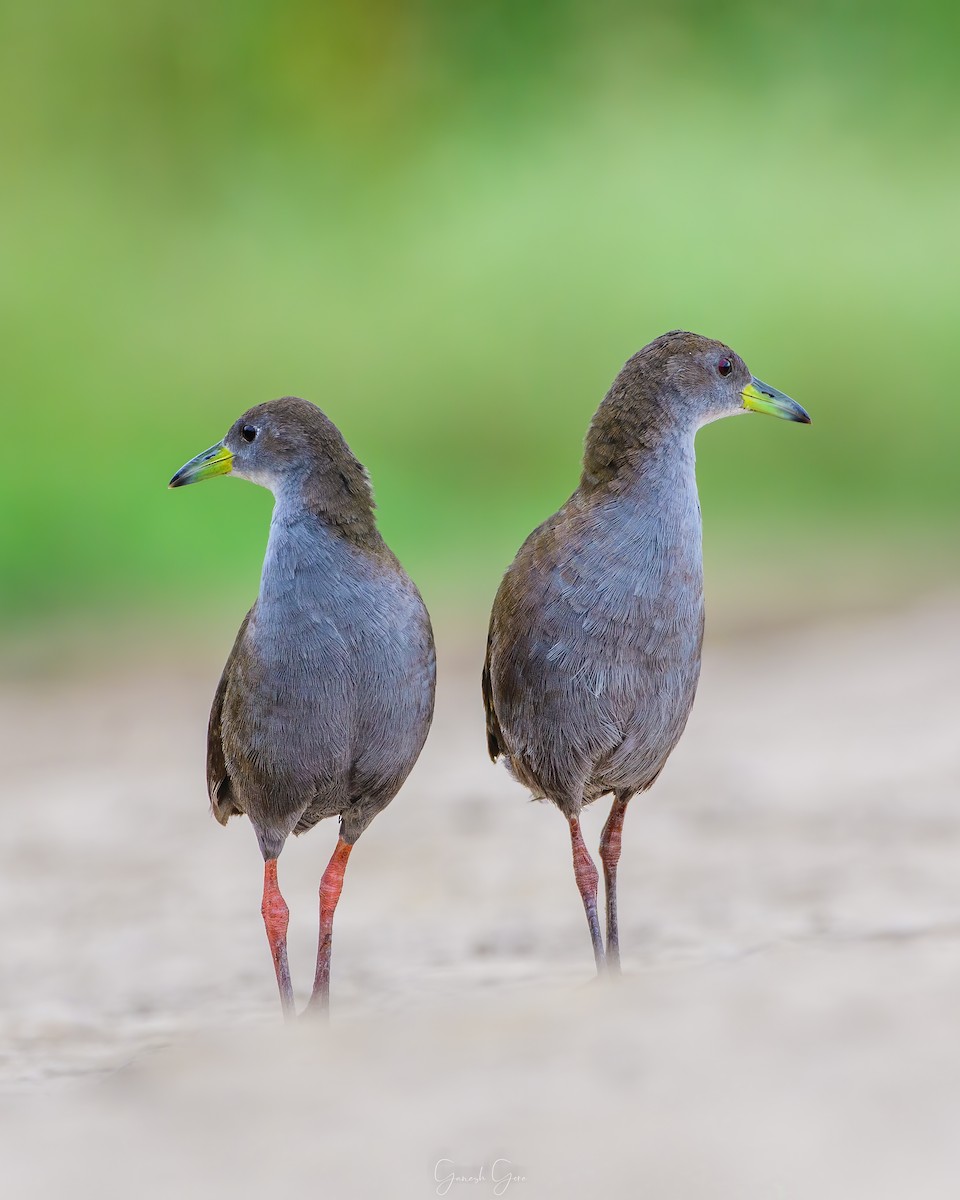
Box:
257 486 337 600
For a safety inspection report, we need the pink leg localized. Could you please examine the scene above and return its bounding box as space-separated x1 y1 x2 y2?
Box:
306 838 354 1015
569 817 605 974
599 795 630 973
261 858 295 1019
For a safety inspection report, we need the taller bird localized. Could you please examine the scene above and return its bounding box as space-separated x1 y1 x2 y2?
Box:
170 397 435 1016
482 332 810 974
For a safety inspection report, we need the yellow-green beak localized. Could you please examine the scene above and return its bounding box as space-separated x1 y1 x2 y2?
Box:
168 442 233 488
742 377 811 424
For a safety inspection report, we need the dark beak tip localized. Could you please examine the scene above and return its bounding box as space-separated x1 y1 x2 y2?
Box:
168 474 184 488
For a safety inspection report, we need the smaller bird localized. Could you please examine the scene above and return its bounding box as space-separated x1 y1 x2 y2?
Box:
170 398 436 1017
482 332 810 975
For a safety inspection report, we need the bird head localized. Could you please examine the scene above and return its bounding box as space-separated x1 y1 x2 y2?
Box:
169 397 377 538
629 331 810 428
580 331 809 489
169 396 363 489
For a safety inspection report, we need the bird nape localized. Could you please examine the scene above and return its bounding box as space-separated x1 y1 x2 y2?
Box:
482 331 810 976
170 396 436 1018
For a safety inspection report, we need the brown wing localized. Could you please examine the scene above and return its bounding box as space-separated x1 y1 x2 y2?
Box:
481 622 505 763
206 608 252 824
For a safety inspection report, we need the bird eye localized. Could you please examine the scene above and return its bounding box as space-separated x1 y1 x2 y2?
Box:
717 358 733 377
240 425 257 443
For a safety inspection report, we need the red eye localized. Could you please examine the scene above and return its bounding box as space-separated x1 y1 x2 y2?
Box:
718 358 733 377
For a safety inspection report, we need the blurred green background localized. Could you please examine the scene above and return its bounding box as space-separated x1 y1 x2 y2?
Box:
2 0 958 642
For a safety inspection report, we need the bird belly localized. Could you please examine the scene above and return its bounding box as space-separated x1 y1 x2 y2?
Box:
491 543 704 811
221 639 354 832
227 574 434 841
587 639 702 798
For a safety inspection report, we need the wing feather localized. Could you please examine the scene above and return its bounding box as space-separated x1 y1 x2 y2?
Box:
206 608 252 824
481 624 504 763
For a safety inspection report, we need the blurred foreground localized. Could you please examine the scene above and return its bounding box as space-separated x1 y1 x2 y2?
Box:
1 592 959 1196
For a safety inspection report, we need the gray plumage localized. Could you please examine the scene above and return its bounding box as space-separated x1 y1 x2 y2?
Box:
483 330 809 973
189 397 436 860
483 330 809 819
171 395 435 1015
483 418 703 817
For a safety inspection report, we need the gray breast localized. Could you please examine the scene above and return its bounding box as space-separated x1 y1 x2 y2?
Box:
223 512 435 847
488 439 705 815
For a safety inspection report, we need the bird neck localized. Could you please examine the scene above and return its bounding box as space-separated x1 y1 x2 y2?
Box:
270 467 383 552
580 410 698 501
257 481 387 601
573 426 703 589
580 379 696 494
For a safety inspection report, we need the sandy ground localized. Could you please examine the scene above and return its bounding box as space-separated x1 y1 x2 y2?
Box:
1 592 959 1197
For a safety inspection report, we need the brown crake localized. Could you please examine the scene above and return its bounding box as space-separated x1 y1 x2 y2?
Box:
171 397 436 1017
483 332 810 974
